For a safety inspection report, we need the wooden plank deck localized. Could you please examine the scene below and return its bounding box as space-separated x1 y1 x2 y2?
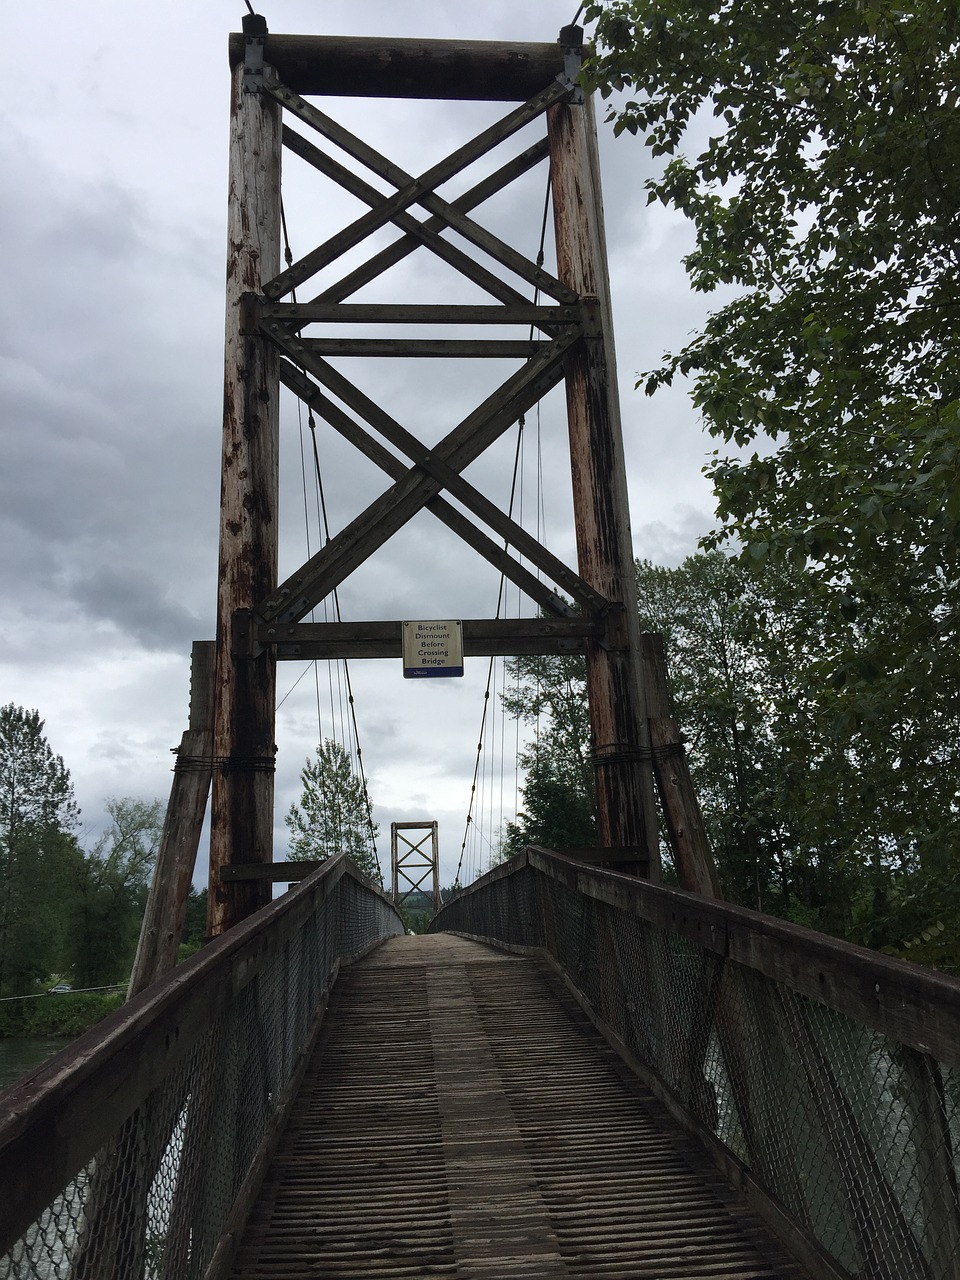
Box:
228 934 807 1279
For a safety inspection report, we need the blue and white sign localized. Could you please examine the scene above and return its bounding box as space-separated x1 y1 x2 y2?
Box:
402 619 464 679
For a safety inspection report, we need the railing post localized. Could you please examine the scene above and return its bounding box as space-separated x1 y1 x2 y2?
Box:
208 14 282 935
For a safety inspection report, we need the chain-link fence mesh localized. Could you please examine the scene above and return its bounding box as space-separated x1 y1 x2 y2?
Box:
0 859 403 1280
433 851 960 1280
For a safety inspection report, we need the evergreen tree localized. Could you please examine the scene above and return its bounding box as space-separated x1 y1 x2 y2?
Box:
71 797 164 987
286 739 381 883
0 705 81 995
502 754 596 859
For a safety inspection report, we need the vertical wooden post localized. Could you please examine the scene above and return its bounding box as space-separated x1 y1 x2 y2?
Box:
127 641 215 997
548 29 660 878
208 15 282 936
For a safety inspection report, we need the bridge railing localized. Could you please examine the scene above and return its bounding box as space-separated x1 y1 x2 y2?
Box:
0 856 403 1280
433 847 960 1280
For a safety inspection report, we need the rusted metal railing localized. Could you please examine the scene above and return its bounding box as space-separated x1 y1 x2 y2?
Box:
0 856 403 1280
432 847 960 1280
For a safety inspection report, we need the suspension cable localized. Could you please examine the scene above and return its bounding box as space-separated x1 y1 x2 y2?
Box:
279 198 380 872
304 411 379 860
454 164 554 885
454 414 528 885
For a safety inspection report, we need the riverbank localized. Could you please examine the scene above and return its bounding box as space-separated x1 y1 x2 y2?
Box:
0 990 123 1040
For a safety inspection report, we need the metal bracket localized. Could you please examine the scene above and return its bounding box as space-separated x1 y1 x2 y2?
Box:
238 292 262 336
242 13 268 93
547 590 581 619
581 295 603 339
231 608 257 660
557 23 585 104
599 602 630 653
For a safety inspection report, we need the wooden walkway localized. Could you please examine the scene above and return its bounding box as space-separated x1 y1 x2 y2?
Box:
228 934 806 1279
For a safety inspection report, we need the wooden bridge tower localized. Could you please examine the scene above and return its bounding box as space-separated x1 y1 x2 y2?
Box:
391 821 441 914
207 17 663 934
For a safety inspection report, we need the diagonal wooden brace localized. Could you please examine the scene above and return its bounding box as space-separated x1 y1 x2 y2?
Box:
257 336 573 623
265 326 607 615
313 137 550 307
261 74 577 304
280 124 544 313
275 358 578 620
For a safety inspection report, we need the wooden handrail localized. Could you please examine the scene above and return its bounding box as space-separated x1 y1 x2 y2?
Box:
0 856 398 1259
439 846 960 1069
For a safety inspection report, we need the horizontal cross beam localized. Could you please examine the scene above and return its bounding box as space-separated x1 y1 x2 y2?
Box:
296 339 542 358
259 617 604 660
263 303 580 329
220 862 321 882
228 34 567 101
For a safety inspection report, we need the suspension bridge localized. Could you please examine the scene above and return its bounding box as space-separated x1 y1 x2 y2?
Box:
2 19 959 1280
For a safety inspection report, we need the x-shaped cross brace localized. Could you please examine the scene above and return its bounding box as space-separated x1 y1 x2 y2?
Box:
249 64 611 630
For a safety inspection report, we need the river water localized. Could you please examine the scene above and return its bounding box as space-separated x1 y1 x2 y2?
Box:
0 1038 66 1091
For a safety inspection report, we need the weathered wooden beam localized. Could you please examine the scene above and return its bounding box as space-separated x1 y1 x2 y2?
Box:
265 330 605 615
548 67 661 877
228 34 566 101
220 861 320 882
298 338 542 357
209 29 282 936
640 632 722 898
258 334 574 622
554 846 650 870
262 75 577 304
313 137 550 306
264 302 578 328
127 642 215 997
276 360 576 620
258 617 604 660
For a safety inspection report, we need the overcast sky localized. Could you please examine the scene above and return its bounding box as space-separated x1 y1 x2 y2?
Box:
2 1 718 887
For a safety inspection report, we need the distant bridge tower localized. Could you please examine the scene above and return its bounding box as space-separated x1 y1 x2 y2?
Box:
207 16 662 935
391 821 441 914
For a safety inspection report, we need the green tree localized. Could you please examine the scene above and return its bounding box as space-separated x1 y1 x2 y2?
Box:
71 798 164 987
585 0 960 734
501 652 596 857
0 706 81 995
500 560 960 963
502 754 597 858
637 553 960 953
180 886 208 959
286 739 381 882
